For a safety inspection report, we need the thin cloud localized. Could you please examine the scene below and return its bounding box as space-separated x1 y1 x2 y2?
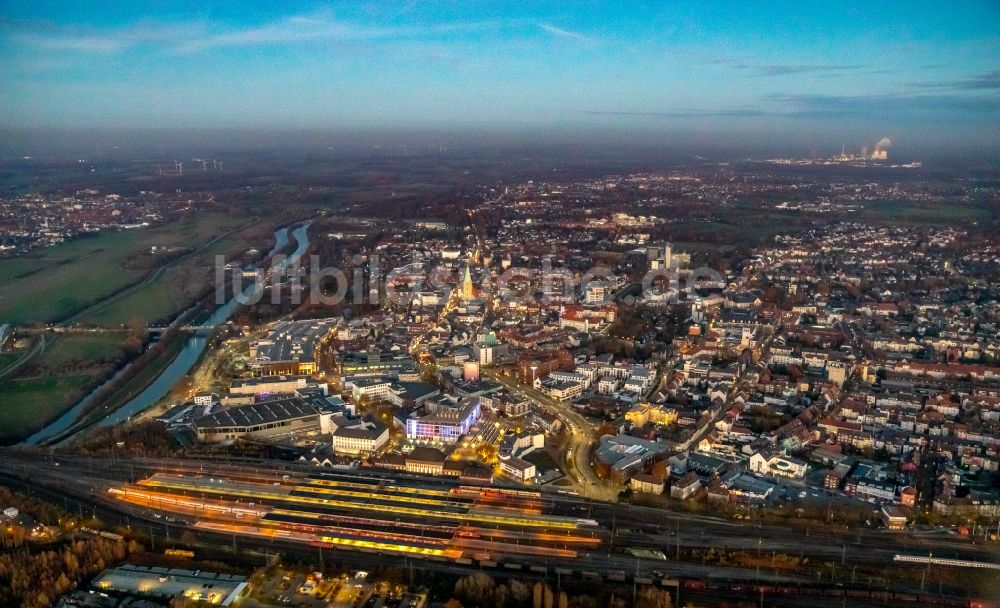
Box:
908 69 1000 91
736 63 866 76
1 12 503 55
584 108 774 118
702 57 867 76
768 92 1000 118
538 23 594 43
1 18 201 53
182 13 501 52
9 32 126 53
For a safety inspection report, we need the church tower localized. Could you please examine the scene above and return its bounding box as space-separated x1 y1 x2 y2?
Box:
462 264 474 300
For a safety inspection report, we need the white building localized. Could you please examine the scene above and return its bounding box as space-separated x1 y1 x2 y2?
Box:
749 450 807 479
193 392 216 407
331 421 390 455
499 457 536 483
539 379 584 402
476 343 495 366
548 371 590 389
346 378 393 402
598 378 619 395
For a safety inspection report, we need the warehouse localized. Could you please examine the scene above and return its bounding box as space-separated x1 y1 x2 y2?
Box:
92 564 248 606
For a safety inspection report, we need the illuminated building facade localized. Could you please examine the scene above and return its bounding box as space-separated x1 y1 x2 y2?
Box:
405 400 481 443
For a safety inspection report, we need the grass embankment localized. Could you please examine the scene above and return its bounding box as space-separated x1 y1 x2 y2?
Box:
0 351 21 370
0 376 94 443
35 334 125 367
64 329 191 434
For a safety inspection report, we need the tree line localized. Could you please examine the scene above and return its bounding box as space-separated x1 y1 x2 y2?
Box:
0 536 143 608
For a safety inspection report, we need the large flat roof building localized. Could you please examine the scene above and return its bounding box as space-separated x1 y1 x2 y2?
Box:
594 434 667 478
250 318 337 375
92 564 248 606
192 396 321 443
336 350 415 375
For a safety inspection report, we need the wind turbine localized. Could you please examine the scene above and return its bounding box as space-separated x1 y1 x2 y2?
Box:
202 160 208 171
175 161 183 176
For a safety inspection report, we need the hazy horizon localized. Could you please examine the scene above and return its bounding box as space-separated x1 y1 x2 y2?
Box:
2 125 1000 168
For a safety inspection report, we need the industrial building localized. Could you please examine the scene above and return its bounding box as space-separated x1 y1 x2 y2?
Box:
594 434 668 478
91 564 248 606
192 396 322 442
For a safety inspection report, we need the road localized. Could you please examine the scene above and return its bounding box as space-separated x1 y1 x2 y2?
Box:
484 369 619 501
0 333 48 381
402 247 614 499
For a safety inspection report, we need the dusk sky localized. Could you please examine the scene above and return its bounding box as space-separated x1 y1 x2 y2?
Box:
2 1 999 150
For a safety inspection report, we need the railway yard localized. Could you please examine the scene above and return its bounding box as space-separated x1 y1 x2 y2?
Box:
1 451 999 606
110 470 601 562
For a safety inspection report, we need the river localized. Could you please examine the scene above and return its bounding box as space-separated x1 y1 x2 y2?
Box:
21 221 311 446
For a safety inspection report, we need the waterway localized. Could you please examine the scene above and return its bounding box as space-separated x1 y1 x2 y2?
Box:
21 221 311 446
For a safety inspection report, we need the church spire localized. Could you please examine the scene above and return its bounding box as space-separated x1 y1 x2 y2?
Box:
462 264 474 300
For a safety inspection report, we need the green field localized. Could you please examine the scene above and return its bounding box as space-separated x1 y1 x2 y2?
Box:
0 212 275 443
78 219 272 325
668 218 794 244
0 334 125 442
81 275 197 326
0 374 95 442
35 334 126 369
858 200 992 225
0 351 20 370
0 213 249 325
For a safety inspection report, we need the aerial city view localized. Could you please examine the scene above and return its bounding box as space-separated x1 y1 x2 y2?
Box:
1 3 1000 608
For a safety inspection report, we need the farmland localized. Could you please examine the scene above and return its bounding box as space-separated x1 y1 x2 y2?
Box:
857 199 994 225
34 333 127 369
0 211 293 444
0 333 129 442
76 218 277 326
0 212 250 325
0 374 94 443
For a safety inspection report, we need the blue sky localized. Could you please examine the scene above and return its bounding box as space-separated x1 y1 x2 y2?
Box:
1 1 999 149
